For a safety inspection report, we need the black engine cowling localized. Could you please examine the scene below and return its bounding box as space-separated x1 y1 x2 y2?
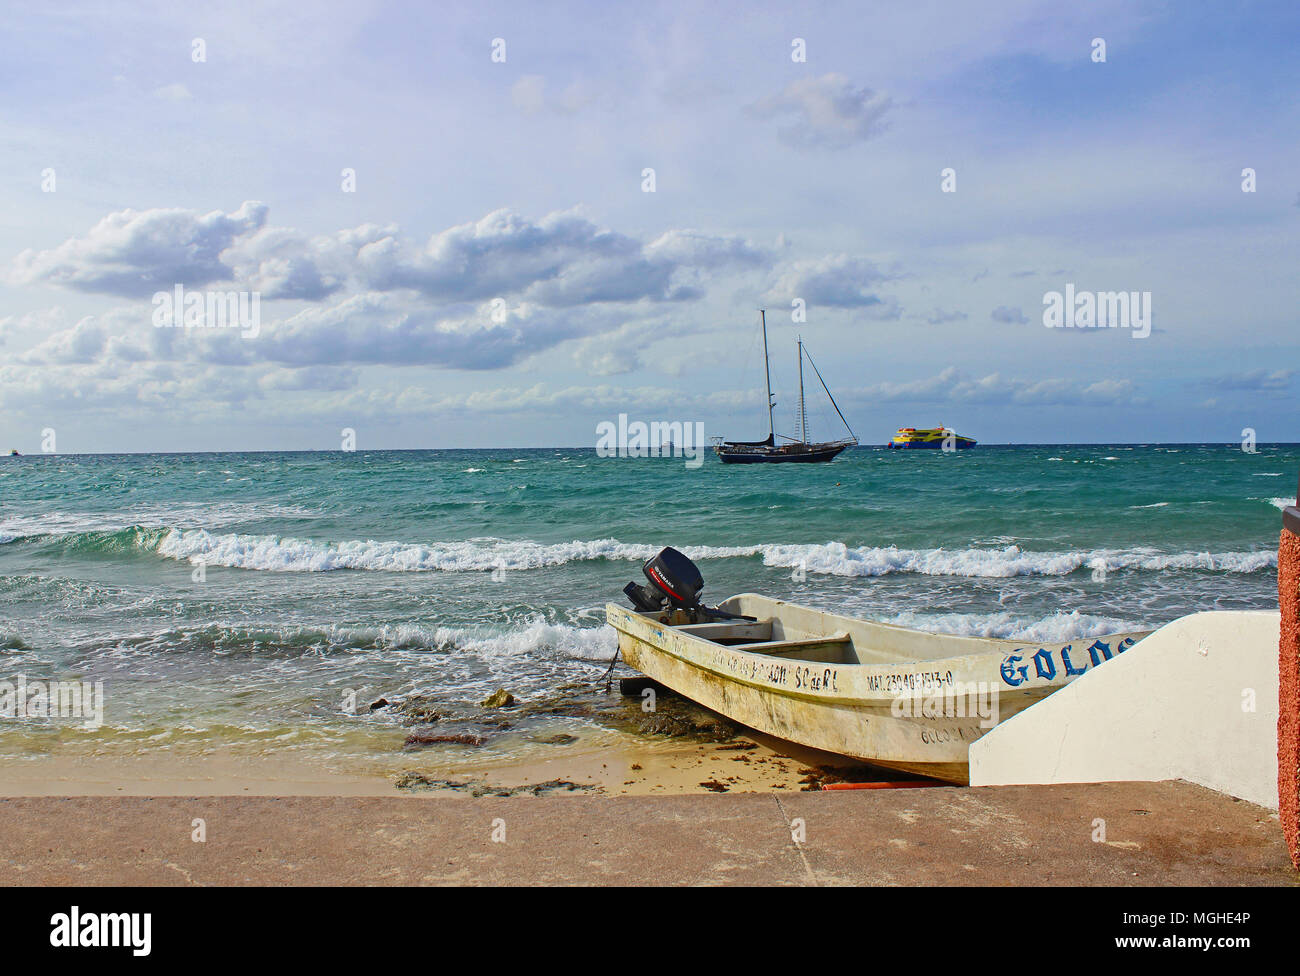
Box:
623 547 704 612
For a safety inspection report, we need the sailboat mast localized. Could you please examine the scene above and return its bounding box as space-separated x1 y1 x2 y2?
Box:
760 309 774 444
797 338 808 444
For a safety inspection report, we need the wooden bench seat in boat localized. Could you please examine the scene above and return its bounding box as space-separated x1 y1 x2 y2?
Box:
672 619 855 662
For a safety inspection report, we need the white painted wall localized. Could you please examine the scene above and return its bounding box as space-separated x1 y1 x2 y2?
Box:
969 611 1280 808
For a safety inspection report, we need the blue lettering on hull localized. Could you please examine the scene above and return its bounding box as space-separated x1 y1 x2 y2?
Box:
1000 637 1137 687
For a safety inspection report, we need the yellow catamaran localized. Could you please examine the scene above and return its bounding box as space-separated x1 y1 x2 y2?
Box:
887 426 977 449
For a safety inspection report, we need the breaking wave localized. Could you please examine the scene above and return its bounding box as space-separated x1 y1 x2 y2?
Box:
0 503 319 545
67 609 1143 665
756 542 1276 577
875 609 1148 642
86 617 616 662
154 531 762 572
132 530 1278 578
4 519 1277 579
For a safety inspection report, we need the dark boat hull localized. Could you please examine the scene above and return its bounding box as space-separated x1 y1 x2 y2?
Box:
886 439 977 449
715 443 850 463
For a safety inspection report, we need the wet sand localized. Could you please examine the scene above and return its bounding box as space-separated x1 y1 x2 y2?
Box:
0 729 883 798
0 679 900 798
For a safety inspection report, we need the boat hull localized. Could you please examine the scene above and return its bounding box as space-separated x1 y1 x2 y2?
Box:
606 595 1148 784
887 439 976 449
887 427 976 449
716 445 849 463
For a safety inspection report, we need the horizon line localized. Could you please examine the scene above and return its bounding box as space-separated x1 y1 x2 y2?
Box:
6 441 1300 458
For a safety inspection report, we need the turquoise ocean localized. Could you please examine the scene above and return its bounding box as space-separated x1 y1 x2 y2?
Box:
0 444 1294 771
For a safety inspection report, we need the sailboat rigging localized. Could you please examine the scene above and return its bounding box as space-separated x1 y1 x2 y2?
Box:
713 310 858 464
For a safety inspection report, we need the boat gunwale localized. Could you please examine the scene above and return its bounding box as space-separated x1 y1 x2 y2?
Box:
717 592 1146 653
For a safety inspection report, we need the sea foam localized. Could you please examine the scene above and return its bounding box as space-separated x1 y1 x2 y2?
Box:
149 529 1277 577
155 530 760 572
756 541 1274 577
0 503 319 545
876 609 1146 642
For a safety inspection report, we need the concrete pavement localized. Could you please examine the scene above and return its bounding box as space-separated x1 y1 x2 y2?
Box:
0 781 1292 886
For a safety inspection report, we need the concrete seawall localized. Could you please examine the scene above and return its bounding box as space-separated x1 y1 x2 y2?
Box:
970 611 1280 805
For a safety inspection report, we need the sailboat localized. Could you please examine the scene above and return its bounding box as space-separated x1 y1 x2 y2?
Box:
713 310 858 464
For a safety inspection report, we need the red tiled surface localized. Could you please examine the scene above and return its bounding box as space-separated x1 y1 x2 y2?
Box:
1279 528 1300 870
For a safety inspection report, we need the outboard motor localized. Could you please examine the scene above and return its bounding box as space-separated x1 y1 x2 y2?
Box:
623 547 753 620
623 547 704 613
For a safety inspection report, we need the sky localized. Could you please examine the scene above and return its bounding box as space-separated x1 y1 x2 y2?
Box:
0 0 1297 452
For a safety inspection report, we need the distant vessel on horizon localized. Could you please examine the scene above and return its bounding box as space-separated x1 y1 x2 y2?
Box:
888 426 977 450
713 310 858 464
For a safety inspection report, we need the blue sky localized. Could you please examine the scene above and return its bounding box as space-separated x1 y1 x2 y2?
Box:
1 0 1297 451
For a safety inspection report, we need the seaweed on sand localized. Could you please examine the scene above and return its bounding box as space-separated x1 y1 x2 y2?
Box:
393 773 599 797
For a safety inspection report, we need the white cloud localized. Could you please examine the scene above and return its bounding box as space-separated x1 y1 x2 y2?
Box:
250 294 598 370
11 201 268 296
357 207 736 304
14 306 155 365
222 226 349 300
0 305 66 345
991 306 1029 325
764 254 897 311
5 204 777 372
153 83 193 102
322 382 759 420
848 367 1141 408
510 75 603 115
18 315 105 364
257 365 359 392
1202 369 1295 393
922 308 969 324
748 74 893 149
10 204 765 318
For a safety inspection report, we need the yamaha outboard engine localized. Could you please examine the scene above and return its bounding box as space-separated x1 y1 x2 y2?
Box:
623 547 753 620
623 547 704 613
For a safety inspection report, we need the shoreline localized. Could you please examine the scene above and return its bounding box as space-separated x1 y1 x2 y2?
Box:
0 729 886 798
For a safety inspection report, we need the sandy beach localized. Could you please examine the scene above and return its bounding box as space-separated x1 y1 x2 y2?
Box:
0 724 888 799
